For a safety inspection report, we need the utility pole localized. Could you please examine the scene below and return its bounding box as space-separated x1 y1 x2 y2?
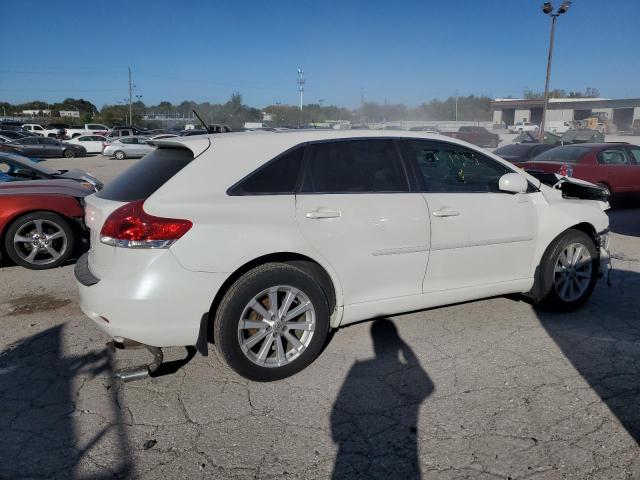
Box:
455 90 459 121
297 68 305 111
540 1 572 140
128 67 133 126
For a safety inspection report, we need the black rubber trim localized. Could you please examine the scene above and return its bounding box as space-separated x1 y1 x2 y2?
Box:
74 252 100 286
195 313 209 356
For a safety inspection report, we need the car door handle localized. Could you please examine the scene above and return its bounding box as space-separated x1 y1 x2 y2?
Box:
432 209 460 217
306 210 341 219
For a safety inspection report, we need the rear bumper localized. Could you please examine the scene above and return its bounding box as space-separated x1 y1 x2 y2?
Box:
75 251 228 347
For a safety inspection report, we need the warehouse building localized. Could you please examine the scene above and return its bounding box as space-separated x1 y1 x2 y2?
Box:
491 97 640 131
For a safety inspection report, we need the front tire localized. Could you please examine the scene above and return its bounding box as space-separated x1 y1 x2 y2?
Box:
3 212 75 270
63 149 75 158
536 229 598 311
214 263 330 381
113 150 126 160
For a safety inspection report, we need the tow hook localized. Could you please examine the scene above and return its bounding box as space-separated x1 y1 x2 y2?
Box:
107 340 164 383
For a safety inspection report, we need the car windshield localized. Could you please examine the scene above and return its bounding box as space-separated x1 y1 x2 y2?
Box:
534 146 591 163
1 153 59 174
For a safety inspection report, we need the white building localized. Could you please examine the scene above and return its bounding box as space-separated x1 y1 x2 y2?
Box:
491 97 640 130
59 110 81 118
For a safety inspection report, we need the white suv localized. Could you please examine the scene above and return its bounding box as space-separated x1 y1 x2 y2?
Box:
76 131 610 381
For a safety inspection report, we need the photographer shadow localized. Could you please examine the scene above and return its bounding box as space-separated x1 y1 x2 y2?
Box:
331 319 434 480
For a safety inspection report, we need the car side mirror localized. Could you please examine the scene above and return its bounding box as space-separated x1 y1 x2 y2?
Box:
13 168 36 179
499 173 528 194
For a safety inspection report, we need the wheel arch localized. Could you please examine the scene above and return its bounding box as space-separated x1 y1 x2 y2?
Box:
207 251 340 341
0 207 82 259
527 222 599 301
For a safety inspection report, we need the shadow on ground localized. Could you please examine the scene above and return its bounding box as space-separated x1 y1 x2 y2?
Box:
330 319 434 479
0 325 132 478
536 268 640 443
608 204 640 237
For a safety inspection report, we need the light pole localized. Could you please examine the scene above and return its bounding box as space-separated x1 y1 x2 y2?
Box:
297 68 305 111
539 1 572 140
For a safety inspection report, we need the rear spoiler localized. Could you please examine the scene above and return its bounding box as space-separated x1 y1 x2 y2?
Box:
526 169 609 202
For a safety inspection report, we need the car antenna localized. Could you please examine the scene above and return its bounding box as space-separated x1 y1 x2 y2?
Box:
192 109 209 132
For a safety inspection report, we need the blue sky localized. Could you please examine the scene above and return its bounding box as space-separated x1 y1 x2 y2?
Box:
1 0 638 108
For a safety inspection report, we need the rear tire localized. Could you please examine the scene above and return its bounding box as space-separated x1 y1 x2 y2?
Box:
3 211 75 270
214 263 330 381
535 229 598 311
113 151 126 160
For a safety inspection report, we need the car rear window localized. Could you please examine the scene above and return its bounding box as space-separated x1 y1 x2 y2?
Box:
96 147 194 201
534 146 590 163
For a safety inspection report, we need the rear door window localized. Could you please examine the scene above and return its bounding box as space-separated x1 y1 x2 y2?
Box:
598 148 630 165
628 147 640 164
96 147 194 201
228 146 305 195
300 140 409 193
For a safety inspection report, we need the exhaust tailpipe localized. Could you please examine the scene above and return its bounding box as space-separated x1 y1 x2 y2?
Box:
114 344 164 383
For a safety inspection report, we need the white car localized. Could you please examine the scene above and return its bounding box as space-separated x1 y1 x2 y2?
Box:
510 122 540 133
64 135 107 154
102 136 154 159
21 123 60 138
76 131 610 381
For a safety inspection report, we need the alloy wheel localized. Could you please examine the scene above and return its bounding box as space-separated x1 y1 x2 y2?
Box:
553 242 593 302
237 286 316 368
13 219 68 266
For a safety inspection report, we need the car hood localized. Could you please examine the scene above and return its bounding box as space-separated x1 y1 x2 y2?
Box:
0 179 94 197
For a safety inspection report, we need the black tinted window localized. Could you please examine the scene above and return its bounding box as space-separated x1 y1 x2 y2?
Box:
535 146 590 163
229 146 304 195
301 140 408 193
96 147 193 201
403 140 511 193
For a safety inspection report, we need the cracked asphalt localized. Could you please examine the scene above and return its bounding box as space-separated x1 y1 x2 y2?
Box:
1 153 639 479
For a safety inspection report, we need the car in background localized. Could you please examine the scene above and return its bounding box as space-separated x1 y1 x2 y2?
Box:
0 152 103 190
4 136 87 158
509 122 540 133
64 135 107 154
494 143 557 167
441 126 501 148
0 179 93 269
179 129 209 136
522 143 640 196
22 123 60 138
103 136 154 159
64 124 111 139
409 126 438 133
0 130 34 140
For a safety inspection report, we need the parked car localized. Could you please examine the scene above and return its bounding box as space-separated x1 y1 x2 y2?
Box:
441 126 501 148
76 131 610 381
21 123 60 138
0 130 34 140
64 124 111 139
493 143 557 167
5 136 87 158
522 143 640 195
179 129 209 136
0 152 102 190
64 135 107 154
0 179 93 269
409 126 438 132
103 136 154 159
509 122 540 133
105 129 137 139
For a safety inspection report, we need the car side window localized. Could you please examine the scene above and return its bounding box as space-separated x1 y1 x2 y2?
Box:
228 146 305 195
402 140 512 193
41 137 57 145
598 148 630 165
628 148 640 164
300 139 409 193
120 138 135 144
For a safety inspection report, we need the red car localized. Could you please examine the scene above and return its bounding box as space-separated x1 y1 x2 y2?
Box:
0 179 92 270
523 143 640 196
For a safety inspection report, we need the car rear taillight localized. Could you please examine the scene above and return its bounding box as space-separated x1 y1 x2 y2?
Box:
557 164 573 177
100 200 192 249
